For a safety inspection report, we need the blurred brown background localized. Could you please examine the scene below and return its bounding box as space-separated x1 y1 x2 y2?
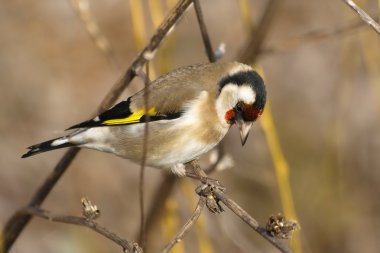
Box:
1 0 380 252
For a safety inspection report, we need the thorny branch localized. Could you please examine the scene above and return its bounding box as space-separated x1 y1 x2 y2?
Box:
342 0 380 35
212 187 293 253
22 206 138 253
161 160 293 253
2 0 193 251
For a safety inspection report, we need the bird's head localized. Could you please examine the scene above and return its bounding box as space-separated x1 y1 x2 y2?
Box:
216 63 266 145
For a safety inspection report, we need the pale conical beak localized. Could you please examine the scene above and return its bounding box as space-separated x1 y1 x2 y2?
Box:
236 120 253 146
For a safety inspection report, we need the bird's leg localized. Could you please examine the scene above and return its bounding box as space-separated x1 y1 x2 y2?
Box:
185 160 221 185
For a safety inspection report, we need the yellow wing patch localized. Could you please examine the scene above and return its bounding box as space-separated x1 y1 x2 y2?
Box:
103 108 156 125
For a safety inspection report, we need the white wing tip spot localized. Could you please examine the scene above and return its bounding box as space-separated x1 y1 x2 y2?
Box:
51 138 68 147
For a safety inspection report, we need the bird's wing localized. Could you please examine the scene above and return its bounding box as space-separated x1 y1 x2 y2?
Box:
68 66 208 129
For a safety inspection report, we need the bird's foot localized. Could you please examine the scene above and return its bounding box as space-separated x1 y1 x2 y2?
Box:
195 183 225 214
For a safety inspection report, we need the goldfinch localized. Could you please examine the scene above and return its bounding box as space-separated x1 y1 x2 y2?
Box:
22 62 266 176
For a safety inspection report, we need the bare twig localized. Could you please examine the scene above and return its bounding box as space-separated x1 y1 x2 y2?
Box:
160 197 206 253
193 0 216 62
3 1 193 251
185 160 294 253
212 187 293 253
70 0 121 69
138 63 151 249
342 0 380 35
22 206 137 253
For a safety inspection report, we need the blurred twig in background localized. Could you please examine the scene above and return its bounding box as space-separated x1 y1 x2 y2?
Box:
342 0 380 35
129 0 148 50
260 16 379 55
71 0 121 69
161 197 206 253
138 64 152 249
212 187 293 253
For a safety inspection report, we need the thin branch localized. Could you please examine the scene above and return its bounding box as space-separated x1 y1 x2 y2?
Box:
22 206 137 253
193 0 216 62
342 0 380 35
138 63 151 249
3 1 193 251
160 197 206 253
260 16 380 55
212 188 293 253
186 161 293 253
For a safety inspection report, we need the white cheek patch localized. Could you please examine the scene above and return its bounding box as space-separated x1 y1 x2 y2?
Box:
216 83 256 126
238 86 256 104
215 84 239 127
219 84 239 107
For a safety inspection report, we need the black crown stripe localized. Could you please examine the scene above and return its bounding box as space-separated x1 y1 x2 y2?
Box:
218 70 266 110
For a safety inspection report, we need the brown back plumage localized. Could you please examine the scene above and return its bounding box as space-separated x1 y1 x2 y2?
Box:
130 62 235 114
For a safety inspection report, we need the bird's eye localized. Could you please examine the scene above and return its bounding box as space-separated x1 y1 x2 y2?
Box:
235 102 243 112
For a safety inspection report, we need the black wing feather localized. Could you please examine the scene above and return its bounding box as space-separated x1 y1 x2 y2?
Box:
67 97 182 129
67 98 133 129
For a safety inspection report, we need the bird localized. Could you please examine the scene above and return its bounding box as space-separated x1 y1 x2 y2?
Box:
22 61 266 176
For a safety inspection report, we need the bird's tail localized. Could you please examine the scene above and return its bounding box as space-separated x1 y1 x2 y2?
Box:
22 136 74 158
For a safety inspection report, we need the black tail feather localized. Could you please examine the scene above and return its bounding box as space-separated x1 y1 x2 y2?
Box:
22 137 74 158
